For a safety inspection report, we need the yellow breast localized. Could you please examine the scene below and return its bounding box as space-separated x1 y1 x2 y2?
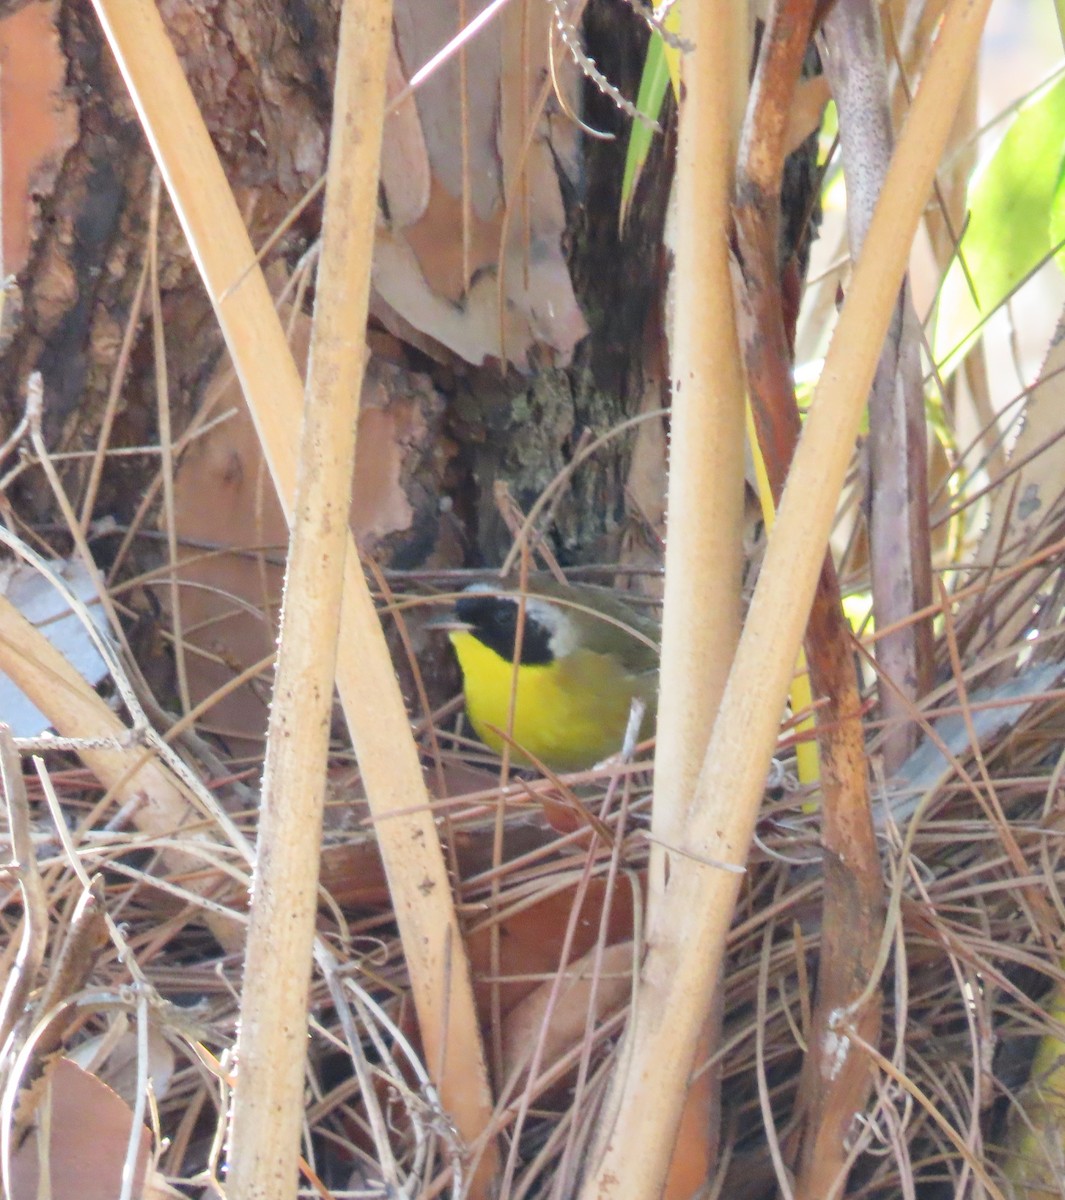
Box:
448 629 655 772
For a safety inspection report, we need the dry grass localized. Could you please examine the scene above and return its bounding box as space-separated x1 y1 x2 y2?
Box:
1 385 1064 1197
2 2 1064 1198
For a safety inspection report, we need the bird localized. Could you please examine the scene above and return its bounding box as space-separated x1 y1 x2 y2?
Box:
434 579 659 772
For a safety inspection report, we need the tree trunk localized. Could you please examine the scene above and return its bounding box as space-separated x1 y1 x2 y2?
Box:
1 0 672 580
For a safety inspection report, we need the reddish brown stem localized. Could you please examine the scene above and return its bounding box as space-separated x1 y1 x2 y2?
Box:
732 3 885 1195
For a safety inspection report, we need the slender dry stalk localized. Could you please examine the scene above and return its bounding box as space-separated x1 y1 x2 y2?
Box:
147 171 191 719
77 249 149 534
580 1 992 1195
224 0 396 1195
87 0 497 1187
0 728 47 1054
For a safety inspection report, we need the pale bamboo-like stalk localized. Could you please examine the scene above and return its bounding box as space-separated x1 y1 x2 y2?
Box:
224 0 392 1194
580 1 992 1195
88 0 497 1189
649 0 747 903
646 6 746 1188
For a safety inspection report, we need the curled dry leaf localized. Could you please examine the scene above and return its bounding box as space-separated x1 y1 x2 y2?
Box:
380 34 431 231
501 940 633 1090
7 1057 152 1200
374 0 589 369
467 877 638 1021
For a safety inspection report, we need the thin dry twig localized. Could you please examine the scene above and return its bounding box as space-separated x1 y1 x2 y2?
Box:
0 727 47 1053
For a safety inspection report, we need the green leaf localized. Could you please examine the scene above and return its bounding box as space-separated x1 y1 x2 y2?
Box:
933 72 1065 377
1050 155 1065 272
618 9 680 232
618 35 670 230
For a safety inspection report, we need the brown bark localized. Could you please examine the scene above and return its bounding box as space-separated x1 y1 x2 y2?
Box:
3 0 667 570
2 2 339 520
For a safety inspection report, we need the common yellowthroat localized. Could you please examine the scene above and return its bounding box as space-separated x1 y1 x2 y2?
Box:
437 581 659 772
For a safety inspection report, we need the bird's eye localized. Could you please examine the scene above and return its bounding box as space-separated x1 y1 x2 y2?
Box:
455 594 554 665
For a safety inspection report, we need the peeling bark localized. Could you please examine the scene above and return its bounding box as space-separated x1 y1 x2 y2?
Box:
821 0 934 774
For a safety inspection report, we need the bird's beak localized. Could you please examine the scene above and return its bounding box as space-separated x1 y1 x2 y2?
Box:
424 614 473 634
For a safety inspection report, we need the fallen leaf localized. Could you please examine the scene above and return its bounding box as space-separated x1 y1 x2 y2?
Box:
501 941 633 1088
7 1057 152 1200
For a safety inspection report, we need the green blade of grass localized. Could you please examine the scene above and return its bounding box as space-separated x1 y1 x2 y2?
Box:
618 11 681 231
